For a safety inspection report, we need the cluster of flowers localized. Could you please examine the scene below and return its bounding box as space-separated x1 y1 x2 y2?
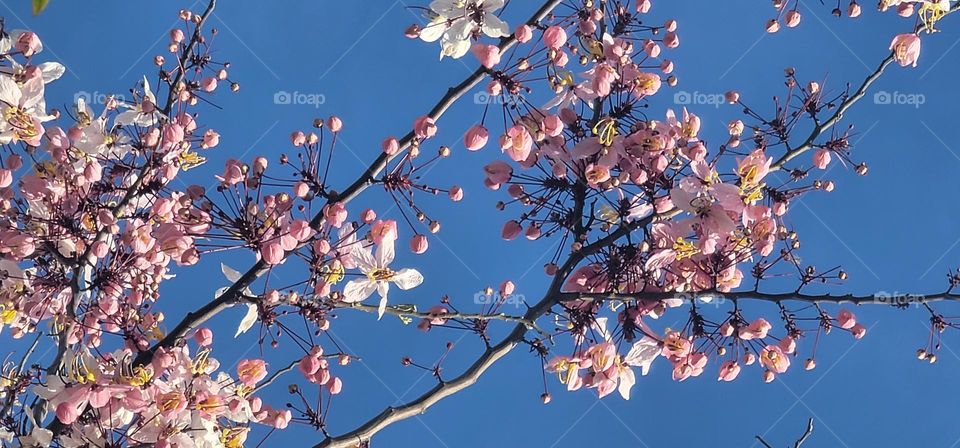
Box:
408 0 879 400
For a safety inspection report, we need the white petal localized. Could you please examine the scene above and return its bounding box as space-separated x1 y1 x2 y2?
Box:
376 239 395 267
377 296 388 320
351 244 377 272
441 38 471 59
342 279 377 303
235 304 258 337
623 336 660 375
592 317 611 341
221 263 243 283
37 62 65 83
482 0 505 10
0 75 21 106
391 268 423 290
481 12 510 38
419 17 449 43
447 19 473 41
113 110 137 127
617 367 636 400
142 75 155 102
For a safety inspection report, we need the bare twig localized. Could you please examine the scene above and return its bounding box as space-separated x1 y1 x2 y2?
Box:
794 418 815 448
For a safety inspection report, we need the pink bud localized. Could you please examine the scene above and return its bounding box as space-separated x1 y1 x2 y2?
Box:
91 240 109 258
299 356 321 376
464 125 489 151
200 76 218 92
201 129 220 149
294 181 310 198
327 376 343 395
193 327 214 346
837 309 856 329
784 10 801 27
663 31 679 48
326 116 343 133
360 209 377 224
515 25 533 43
382 137 400 155
471 43 501 69
542 115 564 137
291 131 306 146
260 241 284 265
15 32 41 57
766 19 780 33
524 224 541 240
499 280 515 296
851 323 866 339
409 234 429 254
848 1 862 17
448 185 463 201
413 116 437 139
404 24 421 39
502 220 522 240
543 26 567 50
813 149 831 169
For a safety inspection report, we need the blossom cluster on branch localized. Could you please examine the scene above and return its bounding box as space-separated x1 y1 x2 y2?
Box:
0 0 956 447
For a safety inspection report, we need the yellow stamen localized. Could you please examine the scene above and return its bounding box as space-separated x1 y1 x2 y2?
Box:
179 151 207 171
367 268 395 281
672 237 699 260
220 427 249 448
919 2 946 32
592 117 618 147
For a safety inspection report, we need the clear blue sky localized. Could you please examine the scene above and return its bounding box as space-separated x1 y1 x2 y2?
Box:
13 0 960 446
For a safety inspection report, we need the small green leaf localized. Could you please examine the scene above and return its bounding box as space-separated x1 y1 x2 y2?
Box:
31 0 49 15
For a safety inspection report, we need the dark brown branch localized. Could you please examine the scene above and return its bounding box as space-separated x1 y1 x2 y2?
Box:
557 290 960 305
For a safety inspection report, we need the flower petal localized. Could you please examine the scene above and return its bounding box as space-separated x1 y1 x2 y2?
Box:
235 303 258 337
617 366 636 400
342 279 377 303
391 268 423 290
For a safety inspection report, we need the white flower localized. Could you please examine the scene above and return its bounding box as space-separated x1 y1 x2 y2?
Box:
623 336 659 376
420 0 510 59
0 74 50 146
114 76 162 127
342 239 423 319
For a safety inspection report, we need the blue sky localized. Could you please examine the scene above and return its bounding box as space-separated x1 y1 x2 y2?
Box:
11 0 960 446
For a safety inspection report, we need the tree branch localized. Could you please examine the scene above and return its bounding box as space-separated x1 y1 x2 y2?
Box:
794 418 814 448
557 290 960 305
136 0 566 369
